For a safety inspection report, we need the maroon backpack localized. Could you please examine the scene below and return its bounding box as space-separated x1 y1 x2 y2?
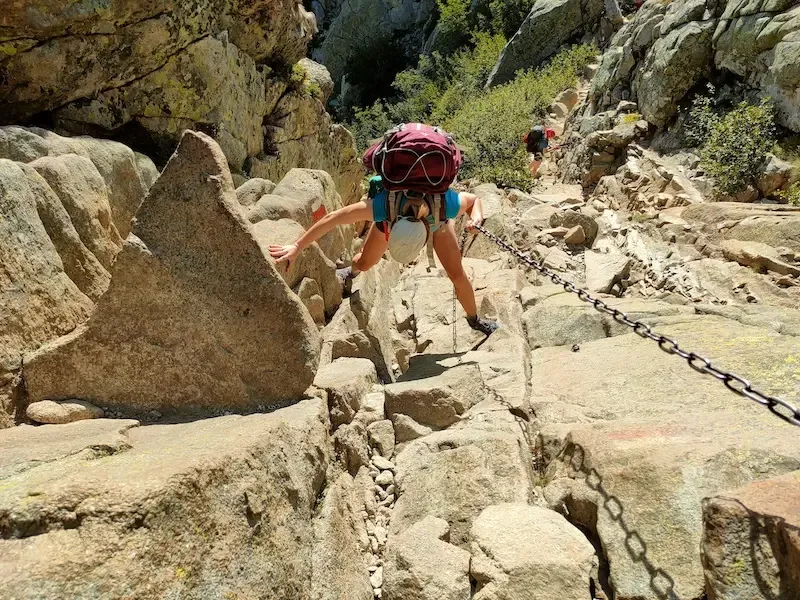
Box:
362 123 462 194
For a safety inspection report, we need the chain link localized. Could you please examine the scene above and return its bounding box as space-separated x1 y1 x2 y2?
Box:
473 224 800 429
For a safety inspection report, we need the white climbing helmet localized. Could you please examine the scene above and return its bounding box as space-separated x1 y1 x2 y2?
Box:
388 217 428 264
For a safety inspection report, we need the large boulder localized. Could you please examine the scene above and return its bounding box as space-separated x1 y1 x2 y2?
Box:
486 0 605 87
391 428 535 546
634 20 715 128
701 470 800 599
269 168 353 262
383 517 471 600
321 259 403 382
30 154 123 270
590 0 800 132
312 0 437 98
311 472 373 600
0 1 362 205
252 218 343 317
461 183 507 260
584 249 632 293
681 202 800 254
714 0 800 131
0 0 314 122
0 160 94 427
385 360 490 430
23 131 320 417
0 399 330 600
470 504 598 600
0 126 154 238
535 316 800 599
314 358 378 430
56 34 274 173
720 239 800 277
523 293 692 349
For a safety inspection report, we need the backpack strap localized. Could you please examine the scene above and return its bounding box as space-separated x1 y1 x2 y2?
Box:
385 191 398 240
426 194 441 269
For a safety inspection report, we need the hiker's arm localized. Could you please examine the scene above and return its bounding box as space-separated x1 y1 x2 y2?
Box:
269 199 373 265
458 192 484 232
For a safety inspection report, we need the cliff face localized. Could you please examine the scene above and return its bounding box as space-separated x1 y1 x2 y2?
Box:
311 0 438 106
589 0 800 131
0 0 361 203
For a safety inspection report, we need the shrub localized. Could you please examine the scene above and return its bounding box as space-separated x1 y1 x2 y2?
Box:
306 82 324 101
289 63 307 90
699 99 776 195
621 112 642 124
348 32 506 149
348 40 595 191
350 101 394 149
775 183 800 206
444 44 596 188
435 0 473 54
684 86 719 147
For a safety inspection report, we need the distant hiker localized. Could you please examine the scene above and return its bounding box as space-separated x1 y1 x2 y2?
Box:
269 123 500 337
523 125 555 178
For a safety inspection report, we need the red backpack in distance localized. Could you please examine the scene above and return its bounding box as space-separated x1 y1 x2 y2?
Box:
362 123 462 194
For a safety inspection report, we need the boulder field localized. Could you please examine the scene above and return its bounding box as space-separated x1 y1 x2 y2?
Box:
1 128 798 599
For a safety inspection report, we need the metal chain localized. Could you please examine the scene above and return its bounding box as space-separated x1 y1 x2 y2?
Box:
473 224 800 429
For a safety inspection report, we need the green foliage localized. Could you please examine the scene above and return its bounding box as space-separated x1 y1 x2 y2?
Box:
694 98 776 195
306 82 324 101
348 37 595 191
435 0 473 54
684 86 719 148
775 183 800 206
289 63 307 90
489 0 536 38
621 112 642 124
350 101 394 149
444 44 596 188
348 32 506 149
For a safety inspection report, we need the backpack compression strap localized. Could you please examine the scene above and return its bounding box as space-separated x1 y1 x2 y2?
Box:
426 194 441 269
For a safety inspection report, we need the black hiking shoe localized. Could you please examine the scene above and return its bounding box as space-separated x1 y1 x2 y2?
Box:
466 315 500 336
336 266 355 296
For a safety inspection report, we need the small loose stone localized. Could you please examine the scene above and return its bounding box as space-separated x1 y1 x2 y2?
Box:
375 470 394 486
374 525 388 546
370 566 384 589
386 484 395 496
371 455 395 471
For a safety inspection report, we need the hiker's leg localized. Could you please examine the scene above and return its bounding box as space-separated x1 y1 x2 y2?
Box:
433 221 478 318
352 223 389 274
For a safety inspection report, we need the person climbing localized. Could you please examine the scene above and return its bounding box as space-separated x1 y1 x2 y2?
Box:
268 123 499 337
523 125 555 179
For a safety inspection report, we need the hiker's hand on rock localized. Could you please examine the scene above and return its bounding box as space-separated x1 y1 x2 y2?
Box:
268 243 299 267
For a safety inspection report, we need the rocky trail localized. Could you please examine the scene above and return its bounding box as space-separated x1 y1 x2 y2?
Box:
2 125 799 600
2 0 800 598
